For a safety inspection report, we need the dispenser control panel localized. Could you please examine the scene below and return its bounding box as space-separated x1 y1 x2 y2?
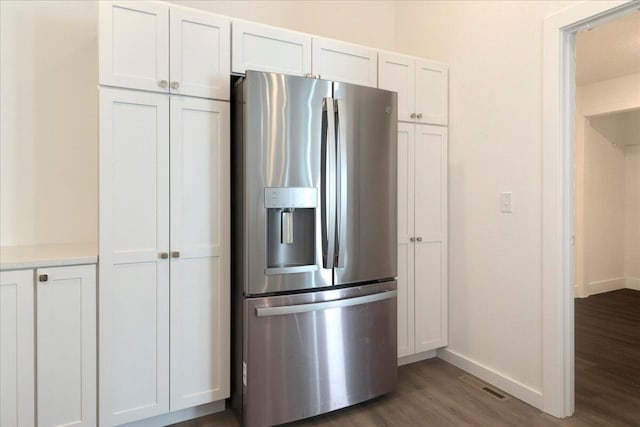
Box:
264 187 317 208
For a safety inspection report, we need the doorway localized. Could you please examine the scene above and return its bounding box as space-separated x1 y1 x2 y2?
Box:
541 0 640 418
573 11 640 422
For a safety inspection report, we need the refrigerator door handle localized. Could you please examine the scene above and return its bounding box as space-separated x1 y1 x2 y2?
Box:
322 97 337 269
336 98 347 268
255 290 397 317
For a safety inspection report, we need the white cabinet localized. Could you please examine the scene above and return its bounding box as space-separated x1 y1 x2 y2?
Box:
100 1 230 99
232 20 312 76
99 88 170 426
1 265 96 427
99 1 169 93
0 270 34 427
397 123 448 358
99 88 230 425
169 96 230 411
311 37 378 87
379 53 448 125
36 265 96 427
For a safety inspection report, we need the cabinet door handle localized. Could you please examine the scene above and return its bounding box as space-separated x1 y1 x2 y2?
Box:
417 113 423 119
409 237 416 242
170 81 180 90
416 237 423 242
159 252 169 259
38 274 49 282
171 251 180 258
410 113 417 119
158 80 168 88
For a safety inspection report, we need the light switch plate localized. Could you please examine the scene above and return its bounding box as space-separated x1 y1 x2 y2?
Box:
501 192 512 213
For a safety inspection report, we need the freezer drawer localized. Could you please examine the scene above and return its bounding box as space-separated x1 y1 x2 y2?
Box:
243 281 397 427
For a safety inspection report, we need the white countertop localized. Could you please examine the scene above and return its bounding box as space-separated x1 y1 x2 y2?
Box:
0 243 98 271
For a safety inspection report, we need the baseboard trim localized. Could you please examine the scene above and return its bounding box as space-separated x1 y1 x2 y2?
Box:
118 400 226 427
437 348 543 409
398 350 437 366
626 277 640 291
584 277 625 296
574 284 585 298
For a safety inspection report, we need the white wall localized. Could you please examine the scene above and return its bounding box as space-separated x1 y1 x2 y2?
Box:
167 1 397 51
574 75 640 297
580 116 626 294
0 1 98 246
625 145 640 289
0 0 396 247
394 0 577 405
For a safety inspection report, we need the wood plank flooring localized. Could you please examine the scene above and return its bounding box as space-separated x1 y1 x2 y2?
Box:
175 289 640 427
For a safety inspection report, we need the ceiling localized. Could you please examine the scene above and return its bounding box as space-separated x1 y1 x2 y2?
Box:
575 10 640 86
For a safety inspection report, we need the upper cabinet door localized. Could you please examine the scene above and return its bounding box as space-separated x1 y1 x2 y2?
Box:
169 7 230 100
379 52 415 122
312 37 378 87
232 21 312 76
99 1 169 92
415 59 448 125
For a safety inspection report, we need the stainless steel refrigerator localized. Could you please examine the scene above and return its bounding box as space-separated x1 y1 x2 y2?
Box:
231 71 398 427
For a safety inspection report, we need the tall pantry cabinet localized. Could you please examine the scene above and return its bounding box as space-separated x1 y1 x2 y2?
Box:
99 2 230 426
379 53 449 360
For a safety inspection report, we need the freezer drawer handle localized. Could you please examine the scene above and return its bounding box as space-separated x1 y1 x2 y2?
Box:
255 290 397 317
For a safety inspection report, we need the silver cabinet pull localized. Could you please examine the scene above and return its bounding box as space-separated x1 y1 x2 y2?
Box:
416 237 423 242
39 274 49 282
171 251 180 258
170 81 179 90
410 113 417 119
158 80 168 88
409 237 416 242
417 113 423 119
159 252 169 259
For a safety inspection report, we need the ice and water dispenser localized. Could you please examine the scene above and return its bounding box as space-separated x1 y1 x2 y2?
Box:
265 187 318 275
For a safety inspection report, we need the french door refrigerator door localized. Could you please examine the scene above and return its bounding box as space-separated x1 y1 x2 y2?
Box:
243 281 398 427
332 82 398 286
244 71 333 295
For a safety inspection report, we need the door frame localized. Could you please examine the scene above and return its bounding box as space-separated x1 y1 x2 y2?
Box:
541 0 637 417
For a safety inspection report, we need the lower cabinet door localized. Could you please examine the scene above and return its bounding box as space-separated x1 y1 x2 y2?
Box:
413 125 448 353
169 96 230 410
36 265 96 427
99 87 171 426
397 123 416 358
0 269 35 427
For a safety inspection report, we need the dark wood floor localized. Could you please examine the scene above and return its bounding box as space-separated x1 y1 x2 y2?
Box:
176 289 640 427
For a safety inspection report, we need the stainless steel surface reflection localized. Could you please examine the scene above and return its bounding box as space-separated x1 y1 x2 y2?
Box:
244 281 397 427
231 71 398 427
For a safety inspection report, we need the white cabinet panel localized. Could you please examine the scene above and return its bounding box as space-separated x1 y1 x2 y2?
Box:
414 242 445 352
99 1 169 92
379 54 448 125
0 270 34 427
232 21 311 76
312 38 378 87
415 60 448 125
169 97 230 410
379 53 414 122
396 124 447 359
36 265 96 427
413 125 448 352
99 88 170 426
396 123 415 358
170 8 230 100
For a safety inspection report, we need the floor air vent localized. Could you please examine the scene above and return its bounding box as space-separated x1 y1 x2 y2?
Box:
457 375 510 401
